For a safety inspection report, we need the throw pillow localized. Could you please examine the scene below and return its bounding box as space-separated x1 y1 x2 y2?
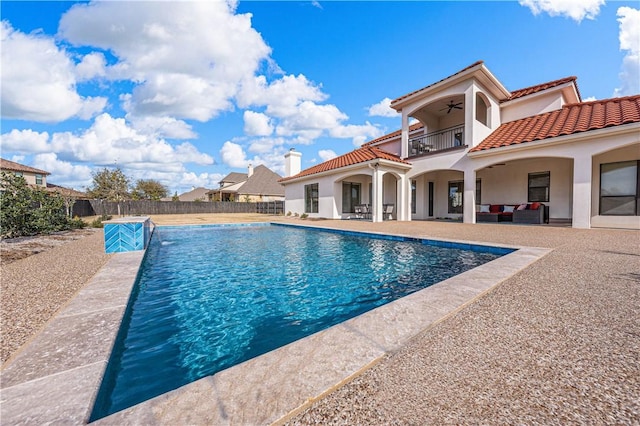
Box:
479 204 490 213
517 204 527 210
530 202 541 210
503 205 515 213
489 204 502 213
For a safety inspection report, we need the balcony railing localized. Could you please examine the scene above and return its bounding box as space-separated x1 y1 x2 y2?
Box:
409 125 465 157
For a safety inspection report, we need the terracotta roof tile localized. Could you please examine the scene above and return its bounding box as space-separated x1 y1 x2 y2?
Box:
0 158 50 175
506 76 580 101
280 146 409 182
471 95 640 152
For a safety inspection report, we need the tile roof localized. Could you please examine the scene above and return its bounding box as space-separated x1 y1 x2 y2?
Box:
220 172 247 184
471 95 640 152
175 187 212 201
362 122 424 147
391 60 484 106
0 158 50 175
45 183 88 198
237 165 284 196
280 146 410 182
505 76 580 102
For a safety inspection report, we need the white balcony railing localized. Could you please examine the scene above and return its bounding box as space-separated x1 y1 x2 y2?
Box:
409 125 465 157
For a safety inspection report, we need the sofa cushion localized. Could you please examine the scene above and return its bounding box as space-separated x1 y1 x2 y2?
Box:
479 204 491 213
489 204 502 213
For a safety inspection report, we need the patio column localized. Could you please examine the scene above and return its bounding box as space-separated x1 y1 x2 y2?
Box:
371 165 383 222
572 154 592 229
463 169 476 224
398 175 411 221
400 112 409 159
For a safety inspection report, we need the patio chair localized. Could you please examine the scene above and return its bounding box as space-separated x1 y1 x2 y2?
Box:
354 204 364 219
383 204 394 220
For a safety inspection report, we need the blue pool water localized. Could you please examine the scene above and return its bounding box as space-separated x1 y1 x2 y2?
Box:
90 224 511 420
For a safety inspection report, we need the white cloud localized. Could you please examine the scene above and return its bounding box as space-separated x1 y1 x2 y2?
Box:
243 111 274 136
32 152 93 189
248 137 286 154
519 0 605 22
318 149 337 162
220 141 248 168
368 97 399 118
3 114 213 182
128 115 197 140
59 1 271 122
75 52 106 81
329 121 383 147
178 171 224 191
238 74 327 117
614 7 640 97
0 21 106 122
1 129 51 153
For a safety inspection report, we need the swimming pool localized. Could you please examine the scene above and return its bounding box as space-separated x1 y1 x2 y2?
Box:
90 224 512 420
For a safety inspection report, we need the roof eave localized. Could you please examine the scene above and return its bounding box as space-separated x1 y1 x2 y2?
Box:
280 158 411 184
468 122 640 158
391 63 510 111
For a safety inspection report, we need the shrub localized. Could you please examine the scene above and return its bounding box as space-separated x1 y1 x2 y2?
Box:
300 213 308 219
0 171 88 238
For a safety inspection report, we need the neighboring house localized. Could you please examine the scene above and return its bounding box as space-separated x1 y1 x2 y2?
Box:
280 61 640 229
208 164 285 202
166 187 212 202
0 158 49 187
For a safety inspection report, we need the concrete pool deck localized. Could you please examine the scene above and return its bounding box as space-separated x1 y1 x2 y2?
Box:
1 217 638 424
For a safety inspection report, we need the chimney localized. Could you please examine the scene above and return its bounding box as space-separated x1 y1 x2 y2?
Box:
284 148 302 177
248 163 254 177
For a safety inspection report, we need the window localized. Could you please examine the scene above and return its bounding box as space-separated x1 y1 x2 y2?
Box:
476 179 481 205
14 172 23 177
600 161 639 216
411 180 417 214
35 174 43 185
528 171 550 202
304 183 318 213
342 182 360 213
448 181 463 214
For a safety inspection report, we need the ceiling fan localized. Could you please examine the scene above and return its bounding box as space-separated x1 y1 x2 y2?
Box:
440 100 463 114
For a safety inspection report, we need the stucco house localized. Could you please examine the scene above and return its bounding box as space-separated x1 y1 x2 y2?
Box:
280 61 640 229
208 164 285 202
0 158 50 188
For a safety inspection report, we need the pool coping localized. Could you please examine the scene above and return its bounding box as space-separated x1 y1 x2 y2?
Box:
0 223 550 425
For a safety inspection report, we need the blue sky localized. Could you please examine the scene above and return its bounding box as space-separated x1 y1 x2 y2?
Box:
1 0 639 194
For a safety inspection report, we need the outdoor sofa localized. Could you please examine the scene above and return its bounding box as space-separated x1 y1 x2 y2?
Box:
477 203 548 224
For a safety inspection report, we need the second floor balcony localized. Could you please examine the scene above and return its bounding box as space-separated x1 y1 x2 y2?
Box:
409 125 465 157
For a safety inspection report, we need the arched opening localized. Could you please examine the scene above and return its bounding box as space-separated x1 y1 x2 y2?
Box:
475 93 490 127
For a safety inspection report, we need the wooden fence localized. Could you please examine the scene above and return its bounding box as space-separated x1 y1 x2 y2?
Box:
72 200 283 217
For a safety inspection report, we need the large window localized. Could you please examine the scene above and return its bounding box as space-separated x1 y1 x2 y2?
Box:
528 171 550 202
304 183 319 213
448 181 463 214
600 161 639 216
342 182 361 213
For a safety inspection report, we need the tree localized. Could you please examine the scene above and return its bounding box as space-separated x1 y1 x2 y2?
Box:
86 168 130 201
0 172 83 238
131 179 168 201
